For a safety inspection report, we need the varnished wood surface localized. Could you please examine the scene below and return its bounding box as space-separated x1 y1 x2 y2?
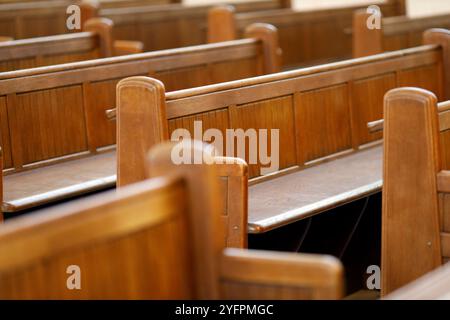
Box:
3 151 115 212
385 262 450 300
248 145 382 233
0 140 343 299
0 32 277 213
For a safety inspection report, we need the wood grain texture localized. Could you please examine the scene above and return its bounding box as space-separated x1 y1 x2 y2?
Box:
0 33 274 213
382 88 442 296
0 139 343 299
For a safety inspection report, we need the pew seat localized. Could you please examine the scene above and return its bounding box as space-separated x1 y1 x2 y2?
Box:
2 151 115 212
248 144 382 233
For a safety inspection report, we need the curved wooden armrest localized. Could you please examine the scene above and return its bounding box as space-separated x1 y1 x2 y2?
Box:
220 248 344 299
113 40 144 56
367 119 384 133
105 108 116 121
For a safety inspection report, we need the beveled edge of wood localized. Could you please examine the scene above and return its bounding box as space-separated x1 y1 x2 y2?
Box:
0 38 259 80
221 247 344 287
248 181 382 234
1 175 117 213
166 44 440 101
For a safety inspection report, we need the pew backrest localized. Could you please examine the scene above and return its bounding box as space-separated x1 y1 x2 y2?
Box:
353 10 450 58
0 0 288 40
207 0 407 68
0 18 115 72
117 29 450 186
0 26 279 215
381 87 450 295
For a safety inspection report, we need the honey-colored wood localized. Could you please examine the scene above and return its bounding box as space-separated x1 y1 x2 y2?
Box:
352 10 383 58
208 5 236 43
206 1 406 68
0 139 343 299
0 18 143 72
0 0 286 42
424 29 450 100
353 12 450 58
382 87 443 296
386 262 450 300
0 31 278 214
118 32 449 234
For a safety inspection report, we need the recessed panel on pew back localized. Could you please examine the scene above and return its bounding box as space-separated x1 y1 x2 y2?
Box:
208 0 406 68
380 90 450 295
0 27 279 214
117 28 449 234
0 140 343 299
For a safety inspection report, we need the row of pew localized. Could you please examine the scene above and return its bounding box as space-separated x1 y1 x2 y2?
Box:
0 0 449 299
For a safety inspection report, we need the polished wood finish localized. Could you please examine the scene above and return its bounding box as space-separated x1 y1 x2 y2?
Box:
0 18 143 72
353 11 450 58
0 140 343 299
386 262 450 300
382 88 443 296
118 30 449 234
0 29 280 213
207 1 406 68
0 0 287 42
424 29 450 100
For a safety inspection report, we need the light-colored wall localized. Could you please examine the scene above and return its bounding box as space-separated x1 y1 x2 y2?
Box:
185 0 450 17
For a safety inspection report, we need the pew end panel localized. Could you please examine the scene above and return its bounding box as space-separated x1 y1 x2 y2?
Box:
244 23 282 74
352 9 383 58
83 17 114 58
220 248 344 300
147 140 225 299
208 5 237 44
381 87 444 296
424 29 450 100
117 77 168 187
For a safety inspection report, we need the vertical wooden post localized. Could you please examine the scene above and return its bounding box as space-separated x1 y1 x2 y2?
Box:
382 87 442 296
80 0 100 28
207 5 236 43
83 17 114 58
116 76 168 187
424 29 450 100
244 23 282 73
352 9 383 58
147 140 223 299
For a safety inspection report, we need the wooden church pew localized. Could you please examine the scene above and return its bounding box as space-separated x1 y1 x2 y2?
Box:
353 10 450 58
0 140 343 299
82 0 290 52
385 262 450 300
207 0 407 68
0 0 287 40
371 88 450 296
0 24 280 216
117 28 449 240
0 18 143 72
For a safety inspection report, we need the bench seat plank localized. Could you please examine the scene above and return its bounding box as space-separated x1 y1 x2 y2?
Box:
2 151 116 212
248 145 382 233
